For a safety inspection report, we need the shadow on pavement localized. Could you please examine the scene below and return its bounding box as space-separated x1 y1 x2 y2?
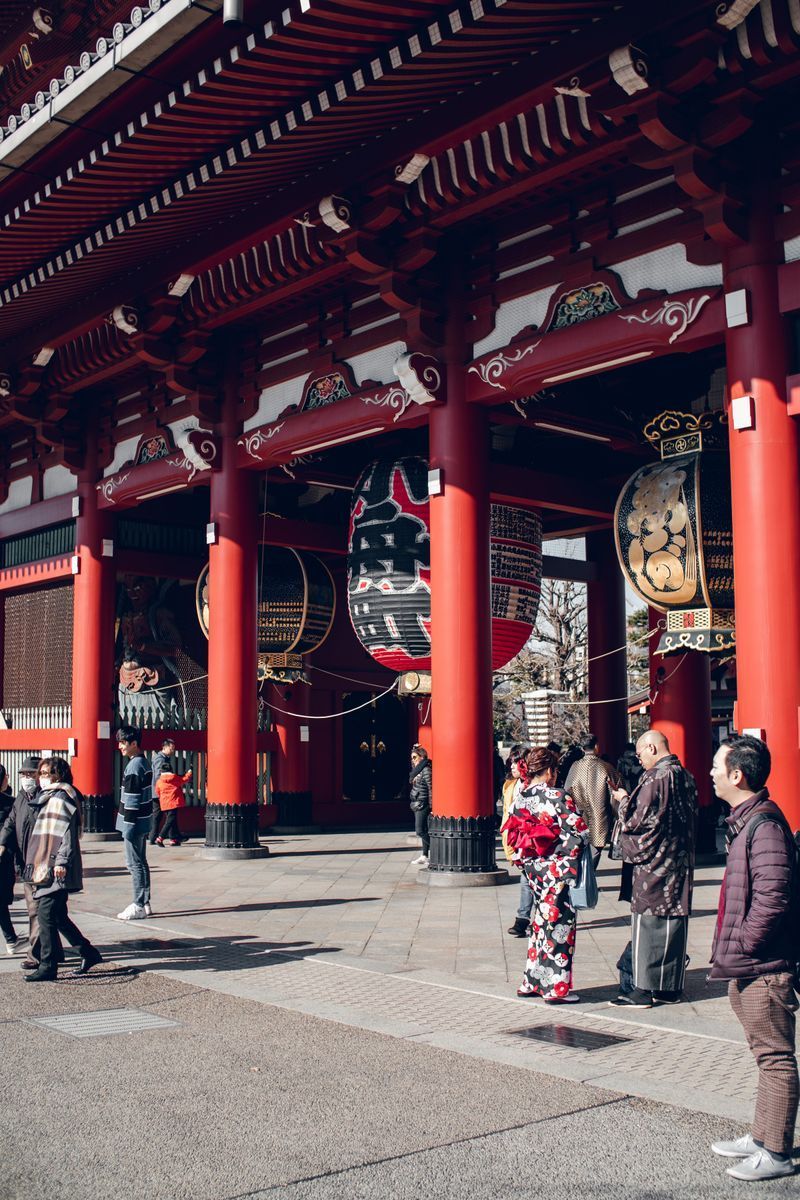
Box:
143 897 380 918
264 846 411 857
579 909 720 931
84 935 342 975
575 966 729 1005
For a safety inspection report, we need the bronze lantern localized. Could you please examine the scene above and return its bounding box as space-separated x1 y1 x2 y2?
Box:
614 410 734 654
196 547 336 681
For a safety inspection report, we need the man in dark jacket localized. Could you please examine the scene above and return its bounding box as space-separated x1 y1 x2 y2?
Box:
149 737 175 845
0 755 44 966
708 735 797 1181
610 730 697 1008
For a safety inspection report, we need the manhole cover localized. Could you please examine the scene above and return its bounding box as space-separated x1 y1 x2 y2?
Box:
28 1008 179 1038
509 1023 632 1051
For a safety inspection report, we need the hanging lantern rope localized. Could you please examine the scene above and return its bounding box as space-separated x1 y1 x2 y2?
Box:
555 650 689 708
581 617 664 665
262 678 399 720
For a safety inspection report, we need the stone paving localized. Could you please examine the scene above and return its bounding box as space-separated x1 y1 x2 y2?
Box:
1 827 775 1131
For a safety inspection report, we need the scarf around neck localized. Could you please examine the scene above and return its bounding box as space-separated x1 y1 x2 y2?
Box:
26 782 79 885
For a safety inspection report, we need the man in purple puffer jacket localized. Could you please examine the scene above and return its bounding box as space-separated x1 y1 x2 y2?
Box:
709 735 798 1182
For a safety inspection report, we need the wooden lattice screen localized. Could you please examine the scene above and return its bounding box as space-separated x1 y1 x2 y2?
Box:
2 584 74 706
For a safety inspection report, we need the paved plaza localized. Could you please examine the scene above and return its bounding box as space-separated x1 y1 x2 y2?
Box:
2 830 798 1199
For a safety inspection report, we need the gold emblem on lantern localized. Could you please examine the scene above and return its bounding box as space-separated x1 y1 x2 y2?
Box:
615 410 734 654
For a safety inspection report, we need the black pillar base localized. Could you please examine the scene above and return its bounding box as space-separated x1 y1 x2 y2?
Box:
271 790 319 834
428 815 499 873
202 803 268 859
81 794 120 840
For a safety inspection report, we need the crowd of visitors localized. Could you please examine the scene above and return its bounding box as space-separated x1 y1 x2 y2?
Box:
493 729 799 1182
0 728 192 972
0 723 795 1180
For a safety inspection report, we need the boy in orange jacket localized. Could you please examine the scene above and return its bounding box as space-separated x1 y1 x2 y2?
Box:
153 768 192 845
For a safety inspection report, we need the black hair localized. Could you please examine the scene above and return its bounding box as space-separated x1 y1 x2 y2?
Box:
42 756 73 785
116 725 141 748
581 732 598 751
722 735 771 793
161 738 176 750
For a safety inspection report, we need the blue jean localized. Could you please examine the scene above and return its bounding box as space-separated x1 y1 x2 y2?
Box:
124 832 151 907
516 871 534 921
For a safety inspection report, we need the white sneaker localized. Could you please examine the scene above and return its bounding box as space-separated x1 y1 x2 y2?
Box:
712 1134 760 1159
726 1148 795 1181
143 903 153 917
117 903 146 921
414 855 429 868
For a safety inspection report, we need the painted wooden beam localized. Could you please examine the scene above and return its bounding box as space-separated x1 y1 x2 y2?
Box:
0 554 73 592
0 494 75 539
489 463 616 518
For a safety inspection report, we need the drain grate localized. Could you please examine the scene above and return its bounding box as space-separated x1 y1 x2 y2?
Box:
28 1008 179 1039
508 1022 632 1051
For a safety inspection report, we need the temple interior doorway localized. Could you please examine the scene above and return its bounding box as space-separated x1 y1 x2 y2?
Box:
342 691 408 804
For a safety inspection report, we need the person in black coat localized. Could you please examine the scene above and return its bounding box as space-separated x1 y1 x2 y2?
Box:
0 762 18 952
409 744 432 868
0 755 45 964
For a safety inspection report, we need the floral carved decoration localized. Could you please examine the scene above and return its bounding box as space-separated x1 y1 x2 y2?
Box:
238 422 285 460
361 386 411 422
97 472 131 505
165 427 220 482
467 342 540 391
617 295 712 344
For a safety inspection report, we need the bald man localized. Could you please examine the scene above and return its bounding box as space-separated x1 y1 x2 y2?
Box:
609 730 698 1008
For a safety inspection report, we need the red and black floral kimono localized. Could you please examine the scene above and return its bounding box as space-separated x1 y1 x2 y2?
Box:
503 783 588 1000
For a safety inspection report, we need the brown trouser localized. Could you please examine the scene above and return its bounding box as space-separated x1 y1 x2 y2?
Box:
729 973 799 1156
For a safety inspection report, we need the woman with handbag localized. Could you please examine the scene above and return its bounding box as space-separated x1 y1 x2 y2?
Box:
409 745 432 868
23 757 102 983
502 745 589 1004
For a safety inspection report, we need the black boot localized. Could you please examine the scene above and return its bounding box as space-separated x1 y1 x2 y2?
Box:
507 918 530 937
25 967 57 983
76 946 103 975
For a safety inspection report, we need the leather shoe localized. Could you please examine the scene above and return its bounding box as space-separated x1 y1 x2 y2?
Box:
76 946 103 975
24 968 57 982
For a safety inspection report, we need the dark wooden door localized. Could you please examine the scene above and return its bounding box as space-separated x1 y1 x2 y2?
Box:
342 691 408 803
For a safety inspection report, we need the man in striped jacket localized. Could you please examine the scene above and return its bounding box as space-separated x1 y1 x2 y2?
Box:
116 726 153 921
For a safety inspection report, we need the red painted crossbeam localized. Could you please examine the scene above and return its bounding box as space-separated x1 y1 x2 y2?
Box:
0 554 72 592
466 287 725 404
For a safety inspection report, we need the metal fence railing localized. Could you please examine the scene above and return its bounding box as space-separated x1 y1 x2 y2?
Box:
2 746 70 793
0 705 72 730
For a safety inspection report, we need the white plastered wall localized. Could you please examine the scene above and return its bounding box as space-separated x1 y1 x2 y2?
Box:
0 476 33 514
42 465 77 500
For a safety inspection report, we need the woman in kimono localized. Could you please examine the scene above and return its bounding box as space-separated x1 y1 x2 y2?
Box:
503 744 589 1003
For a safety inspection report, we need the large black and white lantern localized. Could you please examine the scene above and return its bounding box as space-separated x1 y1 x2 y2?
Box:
614 410 734 654
347 457 542 680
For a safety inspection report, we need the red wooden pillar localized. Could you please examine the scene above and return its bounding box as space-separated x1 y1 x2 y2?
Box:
269 682 313 831
723 182 800 828
71 467 116 834
204 444 263 855
586 531 628 763
427 320 500 879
